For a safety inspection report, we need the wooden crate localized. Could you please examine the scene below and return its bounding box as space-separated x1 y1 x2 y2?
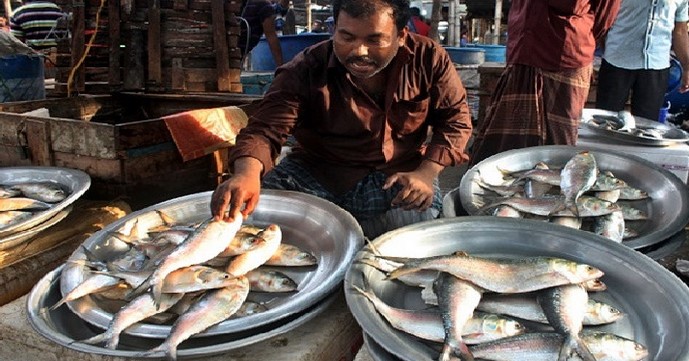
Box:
0 92 262 210
51 0 245 96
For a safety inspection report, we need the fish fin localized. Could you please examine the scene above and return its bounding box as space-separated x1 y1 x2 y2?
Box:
49 296 69 311
363 237 381 256
125 274 152 301
156 209 176 227
547 199 568 217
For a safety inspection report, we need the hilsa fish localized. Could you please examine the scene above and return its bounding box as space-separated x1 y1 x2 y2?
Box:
225 224 282 277
385 253 603 294
128 215 244 309
139 277 250 361
560 151 598 217
434 273 483 361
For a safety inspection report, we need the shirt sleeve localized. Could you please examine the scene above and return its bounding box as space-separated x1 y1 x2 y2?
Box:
424 47 473 167
591 0 622 41
228 57 304 175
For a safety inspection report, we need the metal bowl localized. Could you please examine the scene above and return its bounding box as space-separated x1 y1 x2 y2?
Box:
0 205 72 251
457 145 689 249
28 264 338 359
581 108 689 146
60 189 364 338
0 166 91 242
344 217 689 361
363 332 400 361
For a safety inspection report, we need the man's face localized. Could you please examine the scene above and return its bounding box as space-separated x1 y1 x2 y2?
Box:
332 8 406 79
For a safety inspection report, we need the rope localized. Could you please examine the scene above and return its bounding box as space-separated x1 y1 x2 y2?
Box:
66 0 105 97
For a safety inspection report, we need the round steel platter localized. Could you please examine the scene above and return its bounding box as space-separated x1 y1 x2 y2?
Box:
363 332 400 361
0 166 91 242
0 205 72 250
28 265 338 359
60 189 363 338
457 145 689 249
344 217 689 361
581 108 689 146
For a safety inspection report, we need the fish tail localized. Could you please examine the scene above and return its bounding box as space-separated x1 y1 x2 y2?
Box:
152 282 163 310
105 334 121 350
49 297 68 311
559 335 596 361
134 344 166 359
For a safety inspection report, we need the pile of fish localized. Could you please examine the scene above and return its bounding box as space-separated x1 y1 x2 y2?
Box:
587 111 689 140
55 211 317 361
353 248 648 361
0 181 68 232
472 151 650 243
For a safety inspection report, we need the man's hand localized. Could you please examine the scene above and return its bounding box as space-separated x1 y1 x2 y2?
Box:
210 157 263 222
383 160 443 211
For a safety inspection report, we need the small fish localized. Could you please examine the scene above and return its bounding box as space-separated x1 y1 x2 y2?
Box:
594 210 625 243
0 210 33 229
358 252 438 288
264 243 318 266
492 205 522 218
469 331 648 361
216 231 266 257
10 182 67 203
477 293 623 326
0 185 21 198
560 151 598 217
351 282 524 344
51 273 123 310
434 273 483 361
79 292 185 349
618 204 648 220
225 224 282 277
245 268 298 292
0 197 52 212
590 172 628 192
550 216 582 230
537 284 595 361
618 186 649 200
139 277 250 361
524 162 554 198
480 195 619 218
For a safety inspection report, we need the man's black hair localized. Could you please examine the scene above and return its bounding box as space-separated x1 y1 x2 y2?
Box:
332 0 411 32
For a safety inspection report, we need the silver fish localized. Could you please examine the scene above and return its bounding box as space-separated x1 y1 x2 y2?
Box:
0 185 21 198
477 293 623 326
128 215 244 308
0 210 33 229
560 151 598 216
51 273 123 310
216 230 266 257
493 205 522 218
480 195 619 218
358 252 438 288
140 277 250 361
264 243 318 266
10 182 67 203
246 268 298 292
594 210 625 243
537 284 595 361
618 204 648 220
385 253 603 294
80 292 185 349
525 162 554 198
434 273 482 361
550 216 582 230
618 186 649 200
351 282 524 344
469 331 648 361
590 172 628 192
0 197 52 211
225 224 282 277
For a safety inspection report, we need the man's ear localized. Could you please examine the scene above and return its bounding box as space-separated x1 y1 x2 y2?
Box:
398 27 408 46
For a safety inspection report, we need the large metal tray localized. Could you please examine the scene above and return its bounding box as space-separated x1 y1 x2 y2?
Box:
581 108 689 146
28 264 338 359
60 189 363 338
0 166 91 241
344 217 689 361
457 145 689 249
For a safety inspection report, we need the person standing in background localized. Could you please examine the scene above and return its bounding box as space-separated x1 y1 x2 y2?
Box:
407 6 429 36
10 0 66 50
595 0 689 121
469 0 621 166
239 0 290 67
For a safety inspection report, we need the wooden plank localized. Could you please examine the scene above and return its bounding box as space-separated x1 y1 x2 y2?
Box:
49 118 117 158
171 58 185 90
211 0 231 91
53 151 123 181
70 1 86 94
115 118 173 150
147 0 162 84
0 145 31 166
124 29 145 90
172 0 187 10
121 148 207 183
108 0 121 88
25 120 52 166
